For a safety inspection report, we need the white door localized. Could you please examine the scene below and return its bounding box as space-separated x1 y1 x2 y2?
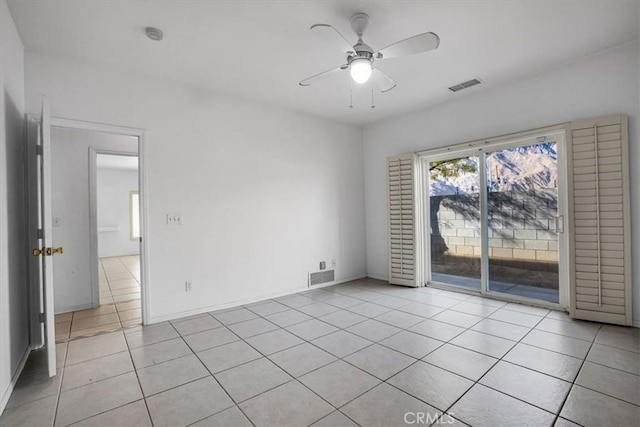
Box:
34 98 57 376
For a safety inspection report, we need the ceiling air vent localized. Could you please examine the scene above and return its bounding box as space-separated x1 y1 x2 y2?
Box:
448 78 482 92
309 270 335 287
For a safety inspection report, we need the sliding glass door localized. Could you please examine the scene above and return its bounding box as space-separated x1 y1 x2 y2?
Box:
426 134 565 306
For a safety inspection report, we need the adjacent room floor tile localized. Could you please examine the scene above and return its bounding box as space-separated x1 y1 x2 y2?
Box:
197 340 262 373
137 354 209 396
61 351 133 391
522 329 591 359
345 319 401 342
450 384 555 427
125 323 180 349
489 308 543 328
503 343 583 382
227 318 279 339
318 310 367 329
183 327 239 352
374 310 424 329
423 344 497 381
172 315 222 336
450 330 516 358
66 331 128 365
71 400 152 427
0 395 57 427
269 342 336 378
311 411 358 427
264 309 312 328
311 330 373 358
344 344 416 380
471 318 531 341
575 361 640 406
341 383 442 427
191 406 252 427
240 381 333 427
409 319 466 342
146 377 234 427
432 310 483 328
129 337 192 369
347 302 392 318
387 360 473 411
298 360 380 407
245 329 304 355
379 330 443 359
480 361 572 413
245 300 290 316
586 343 640 375
215 357 291 402
560 385 640 427
212 307 259 325
56 372 143 426
285 319 339 341
535 317 600 342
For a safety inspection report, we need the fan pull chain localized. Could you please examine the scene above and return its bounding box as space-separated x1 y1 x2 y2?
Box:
371 86 376 109
349 80 354 108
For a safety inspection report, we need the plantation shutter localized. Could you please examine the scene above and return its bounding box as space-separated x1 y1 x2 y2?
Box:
566 114 632 325
388 154 418 286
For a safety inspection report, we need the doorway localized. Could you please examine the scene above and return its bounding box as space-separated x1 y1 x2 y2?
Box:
423 131 568 308
26 117 148 350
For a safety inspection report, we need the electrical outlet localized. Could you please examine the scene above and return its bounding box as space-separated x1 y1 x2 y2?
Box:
332 259 336 268
185 281 192 292
167 214 183 225
52 217 61 227
319 261 326 270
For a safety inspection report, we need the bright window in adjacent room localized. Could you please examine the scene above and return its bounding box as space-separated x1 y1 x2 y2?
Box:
130 191 140 240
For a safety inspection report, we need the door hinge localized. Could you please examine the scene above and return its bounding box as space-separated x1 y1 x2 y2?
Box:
37 228 44 239
39 312 45 323
36 145 43 155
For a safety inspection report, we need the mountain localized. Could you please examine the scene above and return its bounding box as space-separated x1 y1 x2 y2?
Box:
430 142 558 196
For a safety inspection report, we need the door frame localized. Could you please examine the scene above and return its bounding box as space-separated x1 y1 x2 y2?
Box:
26 115 150 344
416 125 570 310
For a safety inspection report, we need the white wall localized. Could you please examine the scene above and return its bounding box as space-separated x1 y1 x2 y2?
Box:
51 128 138 313
25 51 366 322
97 166 140 258
0 0 28 412
363 43 640 324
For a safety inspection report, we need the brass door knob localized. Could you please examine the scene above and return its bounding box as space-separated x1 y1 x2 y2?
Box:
32 248 44 256
52 247 64 255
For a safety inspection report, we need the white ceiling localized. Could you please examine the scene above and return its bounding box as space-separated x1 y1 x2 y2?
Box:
7 0 639 126
96 154 138 171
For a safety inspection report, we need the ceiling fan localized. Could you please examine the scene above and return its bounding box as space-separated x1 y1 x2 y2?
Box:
299 13 440 94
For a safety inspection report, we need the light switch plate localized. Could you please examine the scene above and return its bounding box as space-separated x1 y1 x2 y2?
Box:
166 214 182 225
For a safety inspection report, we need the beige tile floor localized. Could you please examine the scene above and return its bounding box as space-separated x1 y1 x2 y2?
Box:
2 279 639 426
54 256 142 341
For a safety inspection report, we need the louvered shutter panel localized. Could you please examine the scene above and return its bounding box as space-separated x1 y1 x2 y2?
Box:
388 155 417 286
566 115 632 325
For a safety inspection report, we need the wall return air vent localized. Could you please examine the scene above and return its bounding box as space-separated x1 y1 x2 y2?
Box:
448 78 482 92
309 270 335 287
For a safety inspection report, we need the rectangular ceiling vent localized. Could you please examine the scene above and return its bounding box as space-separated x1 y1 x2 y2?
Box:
448 78 482 92
309 270 335 287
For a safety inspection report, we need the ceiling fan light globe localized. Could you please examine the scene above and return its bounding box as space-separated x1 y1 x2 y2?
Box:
350 59 372 84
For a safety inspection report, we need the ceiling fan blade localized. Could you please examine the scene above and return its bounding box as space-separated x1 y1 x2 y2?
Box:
299 65 347 87
310 23 354 53
373 68 397 93
376 31 440 60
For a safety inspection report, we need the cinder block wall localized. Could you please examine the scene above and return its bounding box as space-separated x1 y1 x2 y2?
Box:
431 189 558 271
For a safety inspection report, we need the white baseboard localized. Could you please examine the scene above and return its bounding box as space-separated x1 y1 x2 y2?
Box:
148 274 367 325
633 320 640 328
0 345 32 415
